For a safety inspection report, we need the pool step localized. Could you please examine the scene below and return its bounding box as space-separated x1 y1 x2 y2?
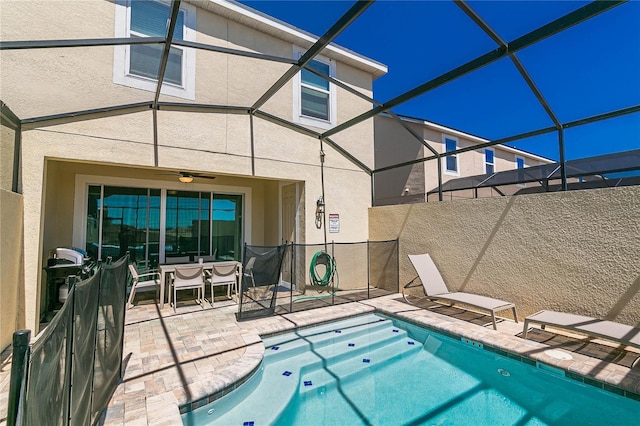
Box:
262 314 385 347
298 334 422 396
205 356 304 425
199 315 418 425
304 324 411 369
264 316 393 362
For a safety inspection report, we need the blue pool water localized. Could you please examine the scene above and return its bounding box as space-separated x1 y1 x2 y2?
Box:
183 314 639 425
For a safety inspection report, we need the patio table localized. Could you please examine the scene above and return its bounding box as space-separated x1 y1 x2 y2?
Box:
158 260 241 309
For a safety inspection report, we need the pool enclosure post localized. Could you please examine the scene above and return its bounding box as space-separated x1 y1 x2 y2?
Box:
558 128 568 191
331 241 335 305
65 276 78 426
7 330 31 426
396 239 400 293
366 239 371 299
289 242 294 313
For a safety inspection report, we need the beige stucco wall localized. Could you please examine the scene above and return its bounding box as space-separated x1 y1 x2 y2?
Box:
2 0 380 331
0 189 25 350
369 186 640 325
19 103 372 330
373 115 553 204
373 116 426 204
0 0 375 139
1 123 16 191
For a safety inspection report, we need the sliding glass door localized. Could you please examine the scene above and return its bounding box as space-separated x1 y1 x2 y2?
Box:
212 194 242 261
86 185 243 265
86 186 161 264
165 191 215 261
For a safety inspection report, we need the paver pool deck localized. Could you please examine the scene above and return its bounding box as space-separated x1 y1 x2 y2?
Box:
2 293 639 425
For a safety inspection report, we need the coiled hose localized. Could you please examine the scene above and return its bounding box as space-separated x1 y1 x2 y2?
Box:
294 251 338 302
309 251 335 287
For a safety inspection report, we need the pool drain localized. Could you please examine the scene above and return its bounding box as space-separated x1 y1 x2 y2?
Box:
497 368 511 377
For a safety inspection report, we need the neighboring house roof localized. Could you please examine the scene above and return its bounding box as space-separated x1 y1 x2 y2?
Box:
190 0 388 79
379 113 554 164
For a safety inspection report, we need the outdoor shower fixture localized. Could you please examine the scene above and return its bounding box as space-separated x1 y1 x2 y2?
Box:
315 196 325 229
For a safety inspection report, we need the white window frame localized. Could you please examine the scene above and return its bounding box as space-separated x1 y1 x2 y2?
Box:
292 47 337 130
442 135 459 176
113 0 196 100
515 155 526 187
72 175 252 262
484 148 495 174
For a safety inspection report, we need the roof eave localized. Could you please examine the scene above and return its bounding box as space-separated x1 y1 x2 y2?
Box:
190 0 388 79
378 113 555 164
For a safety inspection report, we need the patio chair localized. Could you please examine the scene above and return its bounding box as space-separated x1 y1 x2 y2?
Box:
404 253 518 330
127 264 161 309
206 261 239 305
135 259 156 272
522 310 640 350
172 265 205 312
243 257 256 287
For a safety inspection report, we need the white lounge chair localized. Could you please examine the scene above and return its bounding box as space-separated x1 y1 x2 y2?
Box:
404 253 518 330
523 310 640 350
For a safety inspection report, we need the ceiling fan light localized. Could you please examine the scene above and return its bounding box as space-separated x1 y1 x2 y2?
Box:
178 175 194 183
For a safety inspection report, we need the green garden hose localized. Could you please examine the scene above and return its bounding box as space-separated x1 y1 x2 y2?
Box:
293 251 338 303
309 251 335 286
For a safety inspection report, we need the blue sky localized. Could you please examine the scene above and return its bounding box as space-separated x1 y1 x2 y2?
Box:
240 0 640 162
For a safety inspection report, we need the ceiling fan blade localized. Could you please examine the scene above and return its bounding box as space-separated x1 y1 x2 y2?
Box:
193 174 216 180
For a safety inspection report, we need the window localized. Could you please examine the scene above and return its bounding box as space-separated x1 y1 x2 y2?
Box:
484 148 495 174
114 0 196 100
129 1 184 85
293 48 336 129
443 136 459 175
86 186 161 264
516 156 526 187
301 60 331 120
86 185 243 264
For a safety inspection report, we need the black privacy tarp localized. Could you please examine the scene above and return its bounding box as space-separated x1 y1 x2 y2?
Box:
24 286 74 425
70 270 101 426
91 254 128 421
238 244 286 320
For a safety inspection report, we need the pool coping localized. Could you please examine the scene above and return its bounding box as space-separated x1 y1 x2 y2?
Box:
368 297 640 402
176 296 640 418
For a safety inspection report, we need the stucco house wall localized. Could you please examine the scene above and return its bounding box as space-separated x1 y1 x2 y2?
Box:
373 115 553 205
369 185 640 325
0 120 25 350
1 0 384 332
0 189 25 351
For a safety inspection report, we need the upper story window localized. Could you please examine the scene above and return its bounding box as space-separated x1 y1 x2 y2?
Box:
443 136 459 175
114 0 196 100
293 48 336 129
484 148 495 174
516 156 525 169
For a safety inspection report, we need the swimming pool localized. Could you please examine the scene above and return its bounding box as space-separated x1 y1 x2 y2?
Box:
182 313 639 425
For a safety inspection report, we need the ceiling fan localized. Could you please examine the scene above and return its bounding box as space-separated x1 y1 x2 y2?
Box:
158 171 216 183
